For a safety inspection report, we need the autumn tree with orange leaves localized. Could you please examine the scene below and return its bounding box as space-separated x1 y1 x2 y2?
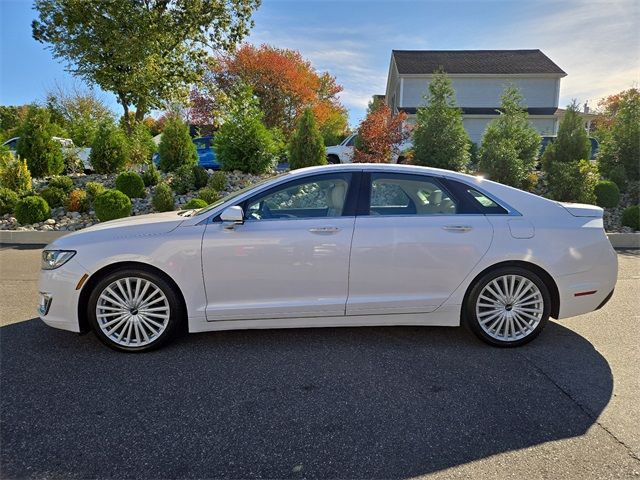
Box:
192 44 348 144
353 103 408 163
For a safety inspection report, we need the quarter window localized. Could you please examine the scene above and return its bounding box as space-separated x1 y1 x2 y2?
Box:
368 174 458 215
245 176 350 220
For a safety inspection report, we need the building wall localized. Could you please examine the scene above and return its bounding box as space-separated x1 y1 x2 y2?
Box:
404 115 557 144
401 76 560 109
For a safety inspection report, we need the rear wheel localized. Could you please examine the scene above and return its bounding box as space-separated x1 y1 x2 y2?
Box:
465 267 550 347
87 268 182 352
327 154 340 164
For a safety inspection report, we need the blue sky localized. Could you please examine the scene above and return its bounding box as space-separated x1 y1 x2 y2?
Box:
1 0 638 126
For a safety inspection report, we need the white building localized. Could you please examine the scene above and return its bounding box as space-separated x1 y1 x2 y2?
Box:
384 50 567 144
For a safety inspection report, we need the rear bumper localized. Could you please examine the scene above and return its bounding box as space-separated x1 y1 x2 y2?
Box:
555 242 618 319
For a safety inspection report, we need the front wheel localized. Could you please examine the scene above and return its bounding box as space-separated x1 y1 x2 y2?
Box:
87 269 183 352
465 267 551 347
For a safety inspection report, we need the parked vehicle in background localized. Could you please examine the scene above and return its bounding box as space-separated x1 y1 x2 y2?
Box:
539 135 599 160
325 134 411 164
2 136 92 171
153 135 219 170
38 164 617 352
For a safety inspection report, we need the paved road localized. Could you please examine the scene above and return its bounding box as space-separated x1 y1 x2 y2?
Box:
1 246 638 479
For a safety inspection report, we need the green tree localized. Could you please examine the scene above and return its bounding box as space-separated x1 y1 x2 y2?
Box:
213 86 279 174
541 101 591 168
45 83 114 147
16 106 64 178
288 109 326 170
32 0 260 133
89 121 129 173
158 116 197 172
412 70 470 170
478 86 540 187
597 89 640 182
128 121 157 166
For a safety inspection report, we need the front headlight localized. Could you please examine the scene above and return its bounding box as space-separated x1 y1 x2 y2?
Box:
41 250 76 270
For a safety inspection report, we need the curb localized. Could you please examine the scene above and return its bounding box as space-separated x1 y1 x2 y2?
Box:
1 229 639 249
0 230 67 246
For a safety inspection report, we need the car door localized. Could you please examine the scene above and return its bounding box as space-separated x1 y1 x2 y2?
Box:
201 172 358 321
346 172 493 316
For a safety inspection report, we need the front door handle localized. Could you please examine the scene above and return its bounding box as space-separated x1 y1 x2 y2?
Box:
442 225 473 233
309 226 341 234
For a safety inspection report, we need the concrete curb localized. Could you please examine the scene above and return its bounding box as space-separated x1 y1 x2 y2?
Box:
1 229 639 249
0 230 67 246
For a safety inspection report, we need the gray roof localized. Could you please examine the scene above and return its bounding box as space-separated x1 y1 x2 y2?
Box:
392 50 566 76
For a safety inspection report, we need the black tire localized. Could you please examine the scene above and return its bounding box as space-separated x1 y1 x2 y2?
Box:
464 266 551 347
327 154 340 164
87 268 183 352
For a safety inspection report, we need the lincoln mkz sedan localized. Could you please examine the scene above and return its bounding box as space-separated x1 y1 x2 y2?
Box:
39 164 617 352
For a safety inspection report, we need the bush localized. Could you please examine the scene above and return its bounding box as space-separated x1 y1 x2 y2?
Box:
115 171 145 198
85 181 106 202
0 157 32 193
412 70 470 170
128 121 156 165
604 165 628 192
288 108 326 170
62 149 84 174
208 171 227 191
214 86 279 174
171 164 196 194
89 121 129 173
0 187 19 214
66 188 89 212
39 186 67 208
621 205 640 231
93 189 131 222
141 162 161 187
183 198 208 209
594 180 620 208
14 195 51 224
48 175 74 193
192 165 208 189
158 116 197 172
16 106 64 178
545 159 598 204
152 183 174 212
198 188 219 204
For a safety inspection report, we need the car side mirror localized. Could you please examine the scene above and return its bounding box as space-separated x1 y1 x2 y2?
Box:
221 206 244 228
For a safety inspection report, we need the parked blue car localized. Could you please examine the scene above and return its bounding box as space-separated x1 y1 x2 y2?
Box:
153 136 220 170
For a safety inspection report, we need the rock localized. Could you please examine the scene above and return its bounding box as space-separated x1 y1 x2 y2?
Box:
44 218 56 225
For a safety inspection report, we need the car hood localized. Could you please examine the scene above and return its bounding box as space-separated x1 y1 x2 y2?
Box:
48 211 187 249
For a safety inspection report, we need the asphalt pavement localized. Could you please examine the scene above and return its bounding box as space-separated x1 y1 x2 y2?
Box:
0 246 638 479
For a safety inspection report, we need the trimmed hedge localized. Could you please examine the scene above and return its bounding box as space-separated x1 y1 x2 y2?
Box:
621 205 639 231
93 189 132 222
85 181 106 202
48 176 74 193
0 187 19 214
193 165 208 189
115 171 145 198
40 186 67 208
594 180 620 208
183 198 208 209
198 188 219 204
208 171 227 191
142 163 161 187
15 195 51 224
152 183 174 212
90 121 129 173
171 164 195 195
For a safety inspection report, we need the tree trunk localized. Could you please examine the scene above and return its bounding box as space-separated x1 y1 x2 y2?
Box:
118 93 132 135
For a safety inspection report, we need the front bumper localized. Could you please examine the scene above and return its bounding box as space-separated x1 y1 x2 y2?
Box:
38 258 89 333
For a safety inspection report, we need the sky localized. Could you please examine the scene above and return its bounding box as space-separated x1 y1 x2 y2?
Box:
1 0 638 127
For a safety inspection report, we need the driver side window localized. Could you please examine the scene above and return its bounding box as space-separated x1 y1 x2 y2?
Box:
245 175 351 220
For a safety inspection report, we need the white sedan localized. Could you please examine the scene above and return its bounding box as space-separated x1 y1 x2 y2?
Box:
39 164 617 352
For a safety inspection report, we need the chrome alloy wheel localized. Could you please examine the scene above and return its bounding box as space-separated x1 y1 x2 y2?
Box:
96 277 170 347
475 274 544 342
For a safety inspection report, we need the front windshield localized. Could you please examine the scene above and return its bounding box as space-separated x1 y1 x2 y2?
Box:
193 173 287 216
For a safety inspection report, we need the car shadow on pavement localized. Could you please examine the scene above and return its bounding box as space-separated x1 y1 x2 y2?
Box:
1 319 612 479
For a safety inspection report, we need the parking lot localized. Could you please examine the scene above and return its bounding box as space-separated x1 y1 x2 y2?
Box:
1 246 638 479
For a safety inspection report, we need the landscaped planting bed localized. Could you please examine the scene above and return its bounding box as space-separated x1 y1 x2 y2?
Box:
0 169 275 232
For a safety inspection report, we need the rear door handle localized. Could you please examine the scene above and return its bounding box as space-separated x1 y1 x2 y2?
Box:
309 226 341 234
442 225 473 233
